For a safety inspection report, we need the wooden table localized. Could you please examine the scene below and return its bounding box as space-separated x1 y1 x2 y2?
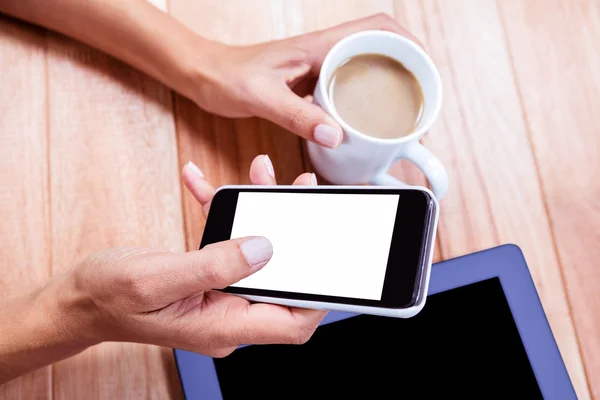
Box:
1 1 598 398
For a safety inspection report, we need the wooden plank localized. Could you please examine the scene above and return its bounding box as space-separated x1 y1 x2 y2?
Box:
390 2 441 261
45 29 184 400
0 17 51 400
169 0 306 250
2 2 592 398
498 0 600 397
393 0 589 397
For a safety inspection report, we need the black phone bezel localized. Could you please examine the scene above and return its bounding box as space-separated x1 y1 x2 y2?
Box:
200 187 434 309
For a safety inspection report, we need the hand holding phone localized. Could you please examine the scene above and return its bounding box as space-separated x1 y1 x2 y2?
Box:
173 157 330 354
202 186 439 318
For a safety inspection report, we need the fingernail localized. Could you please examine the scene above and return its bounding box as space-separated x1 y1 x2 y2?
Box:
187 161 204 178
314 124 342 148
241 237 273 267
264 155 275 179
311 173 318 186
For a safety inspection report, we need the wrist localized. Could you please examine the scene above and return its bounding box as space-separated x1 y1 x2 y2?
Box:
0 273 98 383
44 271 103 347
169 35 230 108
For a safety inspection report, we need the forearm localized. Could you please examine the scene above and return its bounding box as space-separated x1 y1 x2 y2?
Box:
0 0 214 103
0 273 97 383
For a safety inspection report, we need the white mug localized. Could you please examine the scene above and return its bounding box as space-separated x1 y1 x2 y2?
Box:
307 30 448 199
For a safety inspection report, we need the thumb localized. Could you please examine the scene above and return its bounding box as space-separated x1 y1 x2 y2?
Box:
165 237 273 298
259 88 343 149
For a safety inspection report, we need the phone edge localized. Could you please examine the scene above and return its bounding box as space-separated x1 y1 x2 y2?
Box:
214 185 440 318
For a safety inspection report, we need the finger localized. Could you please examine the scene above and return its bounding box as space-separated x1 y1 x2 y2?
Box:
292 172 317 186
222 302 328 346
257 87 343 148
202 201 211 218
151 237 274 301
182 161 216 218
297 13 424 73
249 154 277 185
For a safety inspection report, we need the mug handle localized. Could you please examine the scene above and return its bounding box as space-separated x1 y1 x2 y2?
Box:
369 141 449 199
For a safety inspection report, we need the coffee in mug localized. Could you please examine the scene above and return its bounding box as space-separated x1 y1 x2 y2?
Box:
328 54 424 139
307 30 449 199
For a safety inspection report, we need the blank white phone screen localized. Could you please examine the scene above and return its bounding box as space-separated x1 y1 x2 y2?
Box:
229 192 400 300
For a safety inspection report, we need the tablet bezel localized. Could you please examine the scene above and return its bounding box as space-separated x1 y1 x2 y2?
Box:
174 244 576 400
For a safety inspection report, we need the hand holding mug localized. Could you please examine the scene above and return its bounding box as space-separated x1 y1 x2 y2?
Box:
188 14 420 149
189 15 448 198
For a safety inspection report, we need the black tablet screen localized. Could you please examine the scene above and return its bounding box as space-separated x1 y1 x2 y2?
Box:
213 278 542 399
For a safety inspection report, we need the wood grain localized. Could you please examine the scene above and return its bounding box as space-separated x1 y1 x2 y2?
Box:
1 0 598 398
0 17 51 400
45 29 184 400
498 0 600 397
169 0 306 251
396 0 589 397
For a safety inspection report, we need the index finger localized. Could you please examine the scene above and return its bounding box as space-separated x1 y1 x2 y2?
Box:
295 13 424 73
182 161 215 218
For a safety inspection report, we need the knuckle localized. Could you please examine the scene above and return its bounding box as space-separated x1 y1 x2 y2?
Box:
289 331 310 345
208 347 236 358
287 107 310 132
288 325 315 345
282 40 314 66
120 273 153 305
373 12 397 28
234 78 255 101
109 250 157 304
199 246 230 289
80 247 167 309
374 12 392 22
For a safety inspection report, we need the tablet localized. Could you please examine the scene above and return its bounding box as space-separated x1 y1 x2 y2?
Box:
174 244 577 399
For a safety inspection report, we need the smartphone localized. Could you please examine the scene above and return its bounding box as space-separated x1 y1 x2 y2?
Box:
200 185 439 318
